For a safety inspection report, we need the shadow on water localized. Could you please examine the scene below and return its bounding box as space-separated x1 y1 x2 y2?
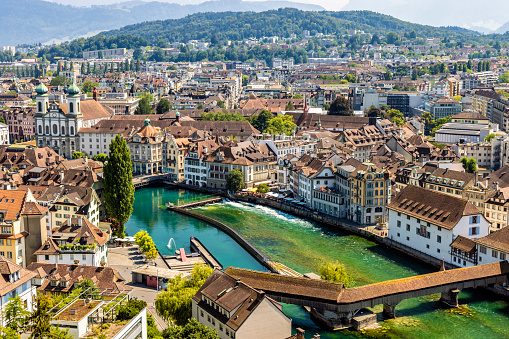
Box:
364 243 435 276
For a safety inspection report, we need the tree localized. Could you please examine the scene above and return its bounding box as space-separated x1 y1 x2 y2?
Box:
135 93 154 115
461 157 477 173
485 133 498 142
292 93 303 99
155 264 213 326
196 103 204 109
499 72 509 83
319 261 354 288
226 168 244 192
0 117 5 124
384 70 393 80
74 279 100 299
72 151 87 159
216 100 226 109
3 296 29 332
91 153 108 163
256 183 270 193
81 80 98 94
467 59 473 70
133 47 143 60
386 32 399 44
104 135 135 238
162 318 219 339
453 95 462 102
29 294 53 339
344 74 356 83
285 101 295 111
367 105 382 118
49 75 70 86
264 115 297 136
156 98 171 114
387 108 404 126
328 96 353 116
0 327 17 339
253 110 273 132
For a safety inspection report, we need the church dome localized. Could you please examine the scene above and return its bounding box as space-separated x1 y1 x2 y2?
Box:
144 118 151 126
35 83 48 95
67 83 81 96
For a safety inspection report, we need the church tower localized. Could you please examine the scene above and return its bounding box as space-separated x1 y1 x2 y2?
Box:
35 83 49 115
66 82 81 115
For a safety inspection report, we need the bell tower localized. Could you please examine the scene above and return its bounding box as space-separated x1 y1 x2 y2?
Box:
35 83 49 115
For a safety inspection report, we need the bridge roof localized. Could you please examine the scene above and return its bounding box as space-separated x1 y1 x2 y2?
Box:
224 267 344 303
337 261 509 304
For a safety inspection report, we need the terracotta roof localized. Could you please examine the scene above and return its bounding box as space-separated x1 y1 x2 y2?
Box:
224 267 344 303
387 185 481 230
26 262 131 293
59 100 111 121
338 261 509 304
0 189 26 221
33 238 60 255
475 226 509 253
22 201 48 215
452 111 489 120
0 256 36 297
450 236 476 253
53 217 109 247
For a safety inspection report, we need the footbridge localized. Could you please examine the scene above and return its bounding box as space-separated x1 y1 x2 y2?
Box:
225 261 509 329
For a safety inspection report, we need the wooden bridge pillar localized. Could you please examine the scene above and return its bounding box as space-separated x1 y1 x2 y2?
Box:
440 289 460 308
383 303 397 319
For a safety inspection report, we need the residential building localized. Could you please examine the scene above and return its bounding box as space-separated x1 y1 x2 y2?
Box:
0 189 48 267
0 107 35 144
34 217 109 266
424 168 475 199
128 119 164 175
192 269 292 339
184 138 219 186
0 123 8 145
426 97 462 120
162 133 188 181
484 189 509 233
387 185 489 265
0 256 36 321
48 186 100 229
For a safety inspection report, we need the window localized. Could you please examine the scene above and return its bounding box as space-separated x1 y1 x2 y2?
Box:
397 220 401 228
82 254 86 260
7 252 12 259
470 216 479 224
437 249 441 253
70 254 74 260
492 250 498 258
426 244 430 249
437 235 441 243
480 246 487 254
501 253 506 261
406 224 410 231
44 255 49 260
407 215 410 220
469 227 479 236
1 227 11 234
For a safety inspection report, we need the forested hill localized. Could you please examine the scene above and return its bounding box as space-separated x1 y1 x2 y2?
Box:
102 9 481 43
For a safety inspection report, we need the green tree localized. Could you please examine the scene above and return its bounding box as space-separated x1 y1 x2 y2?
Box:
3 296 29 332
328 96 353 116
344 74 356 83
485 133 498 142
467 59 473 70
384 70 392 81
319 261 354 288
72 151 87 159
216 100 226 109
292 93 303 99
81 80 98 94
49 75 71 86
155 263 213 326
242 75 249 86
135 94 154 115
196 103 204 109
284 101 295 111
226 168 245 192
256 183 270 193
367 105 383 118
0 117 5 124
499 72 509 83
29 294 53 339
461 157 477 173
387 108 404 126
162 318 219 339
253 109 273 132
264 115 297 136
156 98 171 114
91 153 108 163
74 279 100 299
0 327 17 339
104 135 135 238
386 32 399 44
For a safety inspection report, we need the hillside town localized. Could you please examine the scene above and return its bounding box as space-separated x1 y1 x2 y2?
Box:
3 28 509 338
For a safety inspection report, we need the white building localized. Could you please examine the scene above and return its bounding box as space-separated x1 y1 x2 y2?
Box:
388 185 490 265
34 217 109 267
192 269 292 339
0 123 8 145
34 83 111 159
0 256 36 321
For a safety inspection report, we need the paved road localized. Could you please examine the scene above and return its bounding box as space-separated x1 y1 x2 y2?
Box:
108 245 169 331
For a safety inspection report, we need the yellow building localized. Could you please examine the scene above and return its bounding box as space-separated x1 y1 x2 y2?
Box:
162 133 188 181
349 162 391 225
49 186 100 229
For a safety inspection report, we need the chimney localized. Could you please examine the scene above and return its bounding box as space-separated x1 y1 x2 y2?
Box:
78 217 82 227
60 172 64 183
67 217 72 226
82 300 86 306
296 328 305 339
92 87 98 101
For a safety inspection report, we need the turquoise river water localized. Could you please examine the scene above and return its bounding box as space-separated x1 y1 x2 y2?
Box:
125 187 509 338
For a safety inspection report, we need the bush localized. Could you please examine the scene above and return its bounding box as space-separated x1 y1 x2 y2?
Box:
256 184 270 193
116 299 147 321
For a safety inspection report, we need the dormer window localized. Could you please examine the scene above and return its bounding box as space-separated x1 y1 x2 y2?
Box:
51 280 58 287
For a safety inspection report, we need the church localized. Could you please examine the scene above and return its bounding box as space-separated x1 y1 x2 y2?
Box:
34 83 111 159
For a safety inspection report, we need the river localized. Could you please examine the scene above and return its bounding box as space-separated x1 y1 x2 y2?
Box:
125 187 509 338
